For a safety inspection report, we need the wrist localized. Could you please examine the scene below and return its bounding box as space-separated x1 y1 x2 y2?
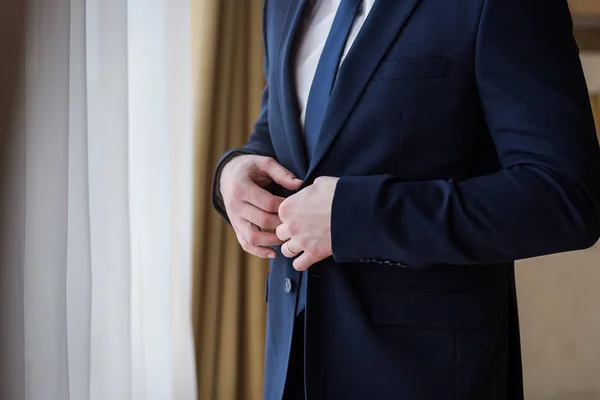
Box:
219 154 250 196
212 149 262 225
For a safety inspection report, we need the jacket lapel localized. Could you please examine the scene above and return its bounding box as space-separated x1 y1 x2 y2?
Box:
305 0 422 179
277 0 309 177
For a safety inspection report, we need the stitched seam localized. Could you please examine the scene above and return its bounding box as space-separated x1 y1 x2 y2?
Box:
454 331 459 400
473 0 487 68
396 109 403 174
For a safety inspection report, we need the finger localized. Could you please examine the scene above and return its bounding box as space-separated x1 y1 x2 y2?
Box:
238 220 284 247
293 251 320 271
281 239 302 259
240 202 282 230
258 158 303 190
233 223 278 259
275 224 291 242
236 234 277 259
243 184 285 214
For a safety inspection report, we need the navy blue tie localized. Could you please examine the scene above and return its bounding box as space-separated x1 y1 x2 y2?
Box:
303 0 363 160
297 0 363 315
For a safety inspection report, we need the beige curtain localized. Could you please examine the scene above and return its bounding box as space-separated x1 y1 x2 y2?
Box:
191 1 268 399
592 94 600 136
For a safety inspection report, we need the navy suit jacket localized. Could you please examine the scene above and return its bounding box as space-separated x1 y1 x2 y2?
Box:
212 0 600 398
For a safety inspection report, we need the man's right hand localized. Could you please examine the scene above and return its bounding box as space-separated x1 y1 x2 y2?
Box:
220 155 303 259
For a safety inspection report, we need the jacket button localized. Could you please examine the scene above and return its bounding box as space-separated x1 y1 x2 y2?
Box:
284 278 292 293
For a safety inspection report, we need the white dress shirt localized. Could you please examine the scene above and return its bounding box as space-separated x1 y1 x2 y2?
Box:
295 0 376 128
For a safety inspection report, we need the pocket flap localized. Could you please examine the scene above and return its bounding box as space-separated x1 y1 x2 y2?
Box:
372 57 450 80
369 285 489 329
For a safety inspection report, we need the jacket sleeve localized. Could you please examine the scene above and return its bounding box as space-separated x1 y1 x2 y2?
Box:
330 0 600 268
211 0 277 223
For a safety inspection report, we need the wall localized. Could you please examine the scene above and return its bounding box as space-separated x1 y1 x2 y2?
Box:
519 245 600 399
518 52 600 400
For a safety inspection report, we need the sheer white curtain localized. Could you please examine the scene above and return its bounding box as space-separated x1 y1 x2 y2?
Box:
0 0 196 399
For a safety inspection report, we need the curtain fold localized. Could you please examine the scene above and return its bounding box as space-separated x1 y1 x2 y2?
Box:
0 2 27 400
191 1 267 399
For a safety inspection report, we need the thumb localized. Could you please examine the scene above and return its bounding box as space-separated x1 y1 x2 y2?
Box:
259 158 303 190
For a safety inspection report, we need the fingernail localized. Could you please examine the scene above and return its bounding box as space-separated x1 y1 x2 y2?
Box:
268 254 276 259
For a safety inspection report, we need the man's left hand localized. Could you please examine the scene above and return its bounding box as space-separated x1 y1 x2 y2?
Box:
276 176 340 271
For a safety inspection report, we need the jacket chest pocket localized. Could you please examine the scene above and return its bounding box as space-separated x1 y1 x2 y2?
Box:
372 57 450 81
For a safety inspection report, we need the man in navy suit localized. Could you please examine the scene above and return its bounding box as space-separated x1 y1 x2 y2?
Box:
213 0 600 398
